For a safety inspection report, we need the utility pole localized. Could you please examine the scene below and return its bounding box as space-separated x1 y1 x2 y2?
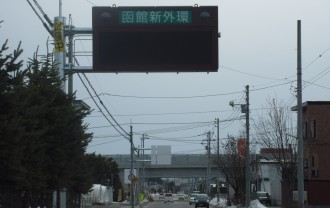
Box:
67 19 74 94
141 134 144 194
245 85 250 208
216 118 220 203
207 131 211 195
297 20 304 208
130 125 134 208
54 15 66 92
141 134 148 193
229 86 250 207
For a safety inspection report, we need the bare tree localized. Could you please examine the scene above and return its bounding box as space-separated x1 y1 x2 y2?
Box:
215 135 246 205
253 97 297 207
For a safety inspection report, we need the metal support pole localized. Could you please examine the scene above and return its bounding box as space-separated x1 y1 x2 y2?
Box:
59 0 62 17
67 32 73 94
141 135 144 193
130 126 134 208
54 16 66 92
245 85 250 208
207 131 211 195
297 20 304 208
216 118 220 203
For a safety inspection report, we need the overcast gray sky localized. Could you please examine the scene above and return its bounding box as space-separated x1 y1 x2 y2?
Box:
2 0 330 155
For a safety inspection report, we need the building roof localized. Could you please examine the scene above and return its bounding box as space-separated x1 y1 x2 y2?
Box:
291 101 330 111
260 148 292 154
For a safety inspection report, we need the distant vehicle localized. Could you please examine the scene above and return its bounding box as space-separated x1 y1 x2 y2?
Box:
189 193 198 205
178 193 185 200
159 193 164 200
164 193 174 203
252 191 271 206
194 194 209 208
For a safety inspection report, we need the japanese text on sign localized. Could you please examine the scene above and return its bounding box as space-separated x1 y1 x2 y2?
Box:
119 10 192 24
54 21 64 52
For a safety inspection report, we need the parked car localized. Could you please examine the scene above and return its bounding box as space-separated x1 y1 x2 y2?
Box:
164 193 174 203
252 191 271 206
194 194 209 208
189 193 198 205
158 193 164 200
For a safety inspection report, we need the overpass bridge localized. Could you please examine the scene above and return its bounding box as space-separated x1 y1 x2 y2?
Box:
106 154 225 192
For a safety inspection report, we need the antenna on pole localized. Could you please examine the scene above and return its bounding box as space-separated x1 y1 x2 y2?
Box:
59 0 62 17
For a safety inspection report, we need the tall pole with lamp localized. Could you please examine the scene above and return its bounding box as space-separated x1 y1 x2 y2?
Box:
229 85 250 208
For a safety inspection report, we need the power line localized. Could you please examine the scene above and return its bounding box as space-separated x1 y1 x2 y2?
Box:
134 122 214 135
147 133 207 140
26 0 53 35
88 138 123 147
284 65 330 108
81 91 244 100
86 109 235 118
81 73 130 137
220 65 287 81
32 0 53 26
87 115 247 131
302 46 330 72
84 0 96 6
81 81 293 101
77 73 130 140
251 81 293 92
303 65 330 89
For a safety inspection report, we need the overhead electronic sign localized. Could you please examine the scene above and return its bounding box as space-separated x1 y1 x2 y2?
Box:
92 6 218 73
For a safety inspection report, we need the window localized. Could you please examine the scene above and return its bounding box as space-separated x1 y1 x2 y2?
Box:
311 119 316 139
311 169 319 177
303 122 307 139
304 159 308 169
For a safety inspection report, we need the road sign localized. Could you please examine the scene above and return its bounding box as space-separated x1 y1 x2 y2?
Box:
119 10 192 24
128 173 135 181
237 138 246 159
133 177 139 183
92 6 218 73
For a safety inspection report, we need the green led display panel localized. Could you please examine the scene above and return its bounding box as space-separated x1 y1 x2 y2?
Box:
93 6 218 73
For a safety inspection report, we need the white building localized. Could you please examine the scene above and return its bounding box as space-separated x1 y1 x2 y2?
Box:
253 158 282 206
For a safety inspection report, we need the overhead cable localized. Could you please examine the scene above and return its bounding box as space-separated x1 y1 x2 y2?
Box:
100 91 243 99
32 0 54 27
26 0 53 36
77 73 130 140
82 73 130 137
220 65 286 81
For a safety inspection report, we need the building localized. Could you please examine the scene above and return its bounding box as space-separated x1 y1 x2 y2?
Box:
300 101 330 206
259 101 330 207
255 150 283 206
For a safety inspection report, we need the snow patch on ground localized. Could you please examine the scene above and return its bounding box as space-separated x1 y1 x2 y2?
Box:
209 198 267 208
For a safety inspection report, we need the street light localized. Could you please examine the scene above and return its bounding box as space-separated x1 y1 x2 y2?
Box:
229 85 250 208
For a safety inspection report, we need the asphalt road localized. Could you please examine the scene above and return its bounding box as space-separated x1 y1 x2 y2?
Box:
88 201 183 208
143 200 196 208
